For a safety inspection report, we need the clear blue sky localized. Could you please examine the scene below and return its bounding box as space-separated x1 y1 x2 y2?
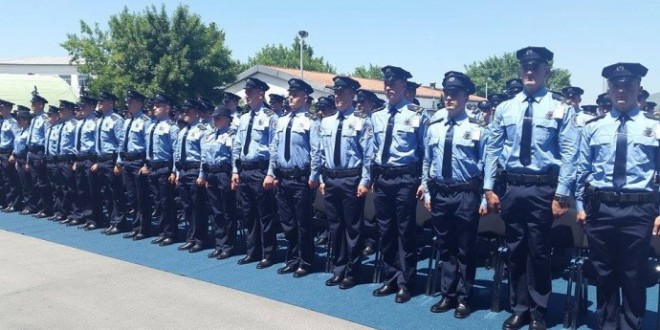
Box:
1 0 658 103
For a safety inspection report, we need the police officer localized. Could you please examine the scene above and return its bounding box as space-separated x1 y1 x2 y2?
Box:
26 92 50 217
644 101 656 113
576 63 655 330
57 101 79 223
0 100 22 212
316 96 336 119
13 106 33 212
198 97 215 128
223 92 241 115
562 86 584 110
312 75 373 289
117 90 151 239
90 91 126 233
597 92 613 115
638 89 649 109
44 105 63 220
231 77 279 268
573 105 599 129
505 78 524 100
355 89 383 117
269 78 321 277
144 94 179 246
173 99 210 253
200 107 236 259
405 81 421 106
268 94 286 117
483 47 578 330
70 95 98 227
371 65 428 303
476 100 492 125
422 72 483 318
488 93 507 110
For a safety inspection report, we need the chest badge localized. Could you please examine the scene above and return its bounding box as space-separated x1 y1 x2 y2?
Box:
545 111 553 119
644 127 653 137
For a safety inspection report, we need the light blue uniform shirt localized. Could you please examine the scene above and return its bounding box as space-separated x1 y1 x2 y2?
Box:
483 88 579 196
27 113 47 147
145 119 179 163
13 127 29 155
117 111 151 163
371 100 429 167
231 105 277 174
0 117 19 150
174 119 209 166
575 107 660 211
75 114 98 154
269 108 321 181
59 117 78 156
421 111 486 202
312 107 374 187
95 111 124 155
45 122 62 156
200 126 233 179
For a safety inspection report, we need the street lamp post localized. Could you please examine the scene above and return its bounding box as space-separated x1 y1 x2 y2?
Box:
298 30 308 78
485 77 493 98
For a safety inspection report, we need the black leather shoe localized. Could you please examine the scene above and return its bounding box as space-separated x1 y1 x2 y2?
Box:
529 319 546 330
55 215 66 221
502 314 529 330
151 236 165 244
78 221 91 229
325 275 343 286
454 303 471 319
59 218 72 224
159 237 176 246
256 259 273 269
339 276 357 290
362 245 376 256
372 284 397 297
123 231 138 239
34 212 50 219
395 286 411 303
217 251 231 260
66 219 81 227
188 244 204 253
430 297 456 313
208 249 222 258
293 267 309 278
48 214 59 220
20 209 33 215
277 264 297 274
106 227 123 235
2 207 16 213
133 233 147 241
237 256 257 265
314 237 328 246
178 242 194 251
84 223 98 231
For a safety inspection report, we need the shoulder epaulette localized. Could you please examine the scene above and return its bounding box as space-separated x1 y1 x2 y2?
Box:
264 109 275 116
468 117 480 125
373 105 386 113
305 112 317 120
406 104 424 113
354 111 368 118
585 114 606 125
197 124 207 130
644 112 660 121
428 117 445 126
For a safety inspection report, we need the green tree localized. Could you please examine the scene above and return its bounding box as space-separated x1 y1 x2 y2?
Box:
352 64 383 80
464 52 571 97
61 5 239 103
243 37 335 73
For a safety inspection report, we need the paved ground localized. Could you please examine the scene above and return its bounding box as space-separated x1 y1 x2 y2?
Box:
0 230 369 330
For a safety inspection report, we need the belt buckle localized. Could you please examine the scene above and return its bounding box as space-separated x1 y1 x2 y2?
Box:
611 191 621 204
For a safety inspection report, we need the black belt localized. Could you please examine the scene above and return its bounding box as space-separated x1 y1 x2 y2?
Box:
75 153 96 161
120 152 145 161
147 160 171 170
44 155 57 162
323 167 361 179
14 153 27 160
588 190 654 204
0 148 13 155
504 172 557 186
275 167 310 180
372 163 419 178
58 155 74 162
28 146 45 153
176 161 199 171
203 163 231 173
428 178 482 195
96 154 116 162
238 159 269 171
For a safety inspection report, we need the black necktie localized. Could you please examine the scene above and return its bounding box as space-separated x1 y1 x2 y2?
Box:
180 126 190 162
56 124 64 154
96 115 105 154
520 96 534 166
381 106 397 163
243 111 256 156
613 114 629 190
442 120 455 179
284 113 295 162
76 119 86 151
123 117 134 152
334 112 344 167
148 122 157 159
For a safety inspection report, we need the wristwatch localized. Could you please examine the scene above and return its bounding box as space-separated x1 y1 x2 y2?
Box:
553 195 569 206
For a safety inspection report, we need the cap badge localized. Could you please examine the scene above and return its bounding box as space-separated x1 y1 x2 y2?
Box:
616 65 624 72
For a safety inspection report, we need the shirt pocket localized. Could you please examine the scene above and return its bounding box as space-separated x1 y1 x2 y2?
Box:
632 135 658 163
589 134 613 162
455 138 478 160
395 124 415 148
534 119 559 144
